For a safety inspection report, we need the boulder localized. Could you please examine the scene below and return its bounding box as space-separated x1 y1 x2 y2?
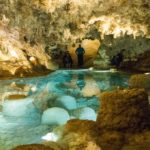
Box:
3 97 33 117
54 95 77 110
129 74 150 91
64 119 97 134
97 89 150 132
42 107 70 125
81 77 100 97
70 107 97 121
60 119 100 150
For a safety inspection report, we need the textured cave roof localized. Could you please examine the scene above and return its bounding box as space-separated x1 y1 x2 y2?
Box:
0 0 150 44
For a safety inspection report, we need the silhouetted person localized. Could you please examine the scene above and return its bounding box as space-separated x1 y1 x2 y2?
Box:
111 50 124 68
116 50 124 68
75 44 85 68
63 51 73 68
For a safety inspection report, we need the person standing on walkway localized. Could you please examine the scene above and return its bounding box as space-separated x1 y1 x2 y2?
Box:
75 44 85 68
63 51 73 68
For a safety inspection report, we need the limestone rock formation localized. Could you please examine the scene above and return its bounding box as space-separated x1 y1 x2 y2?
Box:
59 119 100 150
81 76 101 97
0 19 57 77
41 107 70 125
0 0 150 70
97 89 150 132
54 95 77 110
129 74 150 91
70 107 97 121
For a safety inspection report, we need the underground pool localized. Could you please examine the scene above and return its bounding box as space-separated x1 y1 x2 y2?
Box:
0 69 130 150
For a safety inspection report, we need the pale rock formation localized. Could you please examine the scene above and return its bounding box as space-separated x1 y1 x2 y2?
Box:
70 107 97 121
54 95 77 110
0 19 57 77
2 97 38 118
81 76 100 97
0 0 150 70
41 107 70 125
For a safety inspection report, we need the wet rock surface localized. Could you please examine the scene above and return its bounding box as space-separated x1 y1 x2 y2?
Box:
97 89 150 132
129 74 150 91
11 144 53 150
58 88 150 150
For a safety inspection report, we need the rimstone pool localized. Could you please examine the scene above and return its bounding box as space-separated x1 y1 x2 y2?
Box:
0 69 130 150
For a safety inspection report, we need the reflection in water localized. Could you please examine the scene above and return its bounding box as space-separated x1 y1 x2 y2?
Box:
76 74 86 90
0 70 130 150
109 73 128 89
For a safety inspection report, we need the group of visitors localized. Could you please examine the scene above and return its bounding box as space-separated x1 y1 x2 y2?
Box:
63 44 85 68
63 44 124 69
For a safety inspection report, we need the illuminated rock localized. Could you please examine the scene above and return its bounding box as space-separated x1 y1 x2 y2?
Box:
42 133 58 142
71 107 97 121
0 0 149 73
97 89 150 132
81 77 100 97
42 107 70 125
0 21 57 77
54 95 77 110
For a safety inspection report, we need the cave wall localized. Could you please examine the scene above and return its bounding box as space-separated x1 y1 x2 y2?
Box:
0 0 150 71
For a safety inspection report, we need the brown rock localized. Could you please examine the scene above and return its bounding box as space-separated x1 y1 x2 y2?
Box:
64 119 98 135
59 119 100 150
98 131 124 150
129 74 150 91
11 144 53 150
97 89 150 132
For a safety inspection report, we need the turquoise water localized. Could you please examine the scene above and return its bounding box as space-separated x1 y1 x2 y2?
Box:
0 70 130 150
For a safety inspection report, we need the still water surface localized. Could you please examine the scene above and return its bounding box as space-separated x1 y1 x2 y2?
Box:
0 69 130 150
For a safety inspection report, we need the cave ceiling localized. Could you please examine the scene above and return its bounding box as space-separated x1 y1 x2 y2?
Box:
0 0 150 45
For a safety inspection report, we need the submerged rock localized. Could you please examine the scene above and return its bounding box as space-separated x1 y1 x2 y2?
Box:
70 107 97 121
97 89 150 132
54 95 77 110
3 97 34 117
42 107 70 125
81 77 100 97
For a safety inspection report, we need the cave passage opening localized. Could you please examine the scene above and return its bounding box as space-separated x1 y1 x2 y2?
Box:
50 39 101 69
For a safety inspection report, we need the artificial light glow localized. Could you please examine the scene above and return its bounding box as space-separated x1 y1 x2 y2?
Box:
89 67 94 71
113 27 121 38
41 132 58 142
31 86 37 92
9 49 18 58
102 23 110 33
144 72 150 75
